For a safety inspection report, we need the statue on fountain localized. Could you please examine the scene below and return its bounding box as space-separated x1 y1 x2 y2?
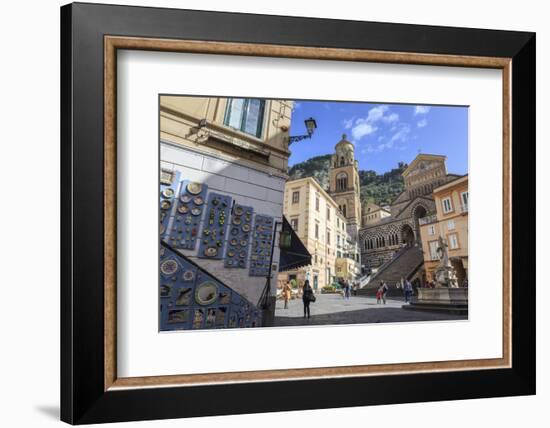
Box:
434 236 459 288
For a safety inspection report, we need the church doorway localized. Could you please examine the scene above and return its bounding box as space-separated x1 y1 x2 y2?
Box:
401 224 414 247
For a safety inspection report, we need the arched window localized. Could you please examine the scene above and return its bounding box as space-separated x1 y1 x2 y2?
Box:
340 156 346 166
342 204 347 217
336 172 348 191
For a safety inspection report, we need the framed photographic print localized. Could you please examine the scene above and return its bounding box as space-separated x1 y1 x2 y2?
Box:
61 2 535 424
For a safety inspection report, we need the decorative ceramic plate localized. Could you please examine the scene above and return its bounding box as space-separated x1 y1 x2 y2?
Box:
234 206 244 216
232 216 242 225
178 205 189 214
227 250 235 257
193 196 204 205
160 259 178 275
242 224 250 232
182 270 194 282
230 238 238 246
204 247 218 257
162 188 175 198
186 182 202 195
240 239 247 246
180 195 192 203
195 282 218 305
191 207 202 216
160 200 172 210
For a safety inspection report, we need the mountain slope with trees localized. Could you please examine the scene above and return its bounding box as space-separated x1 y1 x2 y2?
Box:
288 155 407 206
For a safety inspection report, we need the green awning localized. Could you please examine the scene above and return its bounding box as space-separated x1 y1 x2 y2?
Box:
278 216 311 272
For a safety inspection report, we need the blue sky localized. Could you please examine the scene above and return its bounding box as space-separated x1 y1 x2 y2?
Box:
288 100 468 174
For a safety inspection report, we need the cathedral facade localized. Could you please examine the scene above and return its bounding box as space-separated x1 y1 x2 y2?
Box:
359 154 461 270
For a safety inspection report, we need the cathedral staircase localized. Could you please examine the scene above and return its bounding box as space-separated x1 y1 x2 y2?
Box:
358 274 372 289
356 246 424 298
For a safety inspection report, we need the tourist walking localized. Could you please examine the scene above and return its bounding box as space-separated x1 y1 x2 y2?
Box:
404 279 413 303
381 281 389 304
302 280 315 319
282 281 292 309
376 283 384 304
341 280 348 300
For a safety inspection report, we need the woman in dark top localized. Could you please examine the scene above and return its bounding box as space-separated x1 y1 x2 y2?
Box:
302 280 314 319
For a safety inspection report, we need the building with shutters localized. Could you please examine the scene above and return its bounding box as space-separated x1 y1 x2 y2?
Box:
278 176 360 292
418 175 469 286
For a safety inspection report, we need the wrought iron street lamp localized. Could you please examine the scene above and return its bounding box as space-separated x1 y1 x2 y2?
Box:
288 117 317 144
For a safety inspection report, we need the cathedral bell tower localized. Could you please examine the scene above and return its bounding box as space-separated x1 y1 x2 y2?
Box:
328 134 362 240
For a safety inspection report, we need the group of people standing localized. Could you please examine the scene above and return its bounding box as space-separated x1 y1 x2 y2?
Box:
394 277 414 303
375 278 414 304
282 275 420 318
339 279 358 300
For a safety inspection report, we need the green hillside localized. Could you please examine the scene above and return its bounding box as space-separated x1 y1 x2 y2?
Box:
288 156 407 206
288 154 332 190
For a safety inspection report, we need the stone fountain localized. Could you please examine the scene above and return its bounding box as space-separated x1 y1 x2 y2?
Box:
404 236 468 314
433 235 459 288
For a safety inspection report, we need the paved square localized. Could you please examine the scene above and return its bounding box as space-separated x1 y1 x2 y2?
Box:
274 293 466 326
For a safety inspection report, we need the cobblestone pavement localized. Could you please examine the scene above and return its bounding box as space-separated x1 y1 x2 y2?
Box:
273 293 466 326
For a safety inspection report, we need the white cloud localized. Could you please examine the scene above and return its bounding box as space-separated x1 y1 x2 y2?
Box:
293 102 301 110
342 117 355 129
348 105 399 142
351 123 377 140
414 105 431 115
383 112 399 124
365 105 389 122
417 118 428 128
389 124 411 144
360 124 411 153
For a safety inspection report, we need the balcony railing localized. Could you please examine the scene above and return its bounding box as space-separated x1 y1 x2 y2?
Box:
419 214 437 225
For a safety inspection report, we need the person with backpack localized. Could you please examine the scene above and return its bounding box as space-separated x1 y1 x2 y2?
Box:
302 280 315 319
